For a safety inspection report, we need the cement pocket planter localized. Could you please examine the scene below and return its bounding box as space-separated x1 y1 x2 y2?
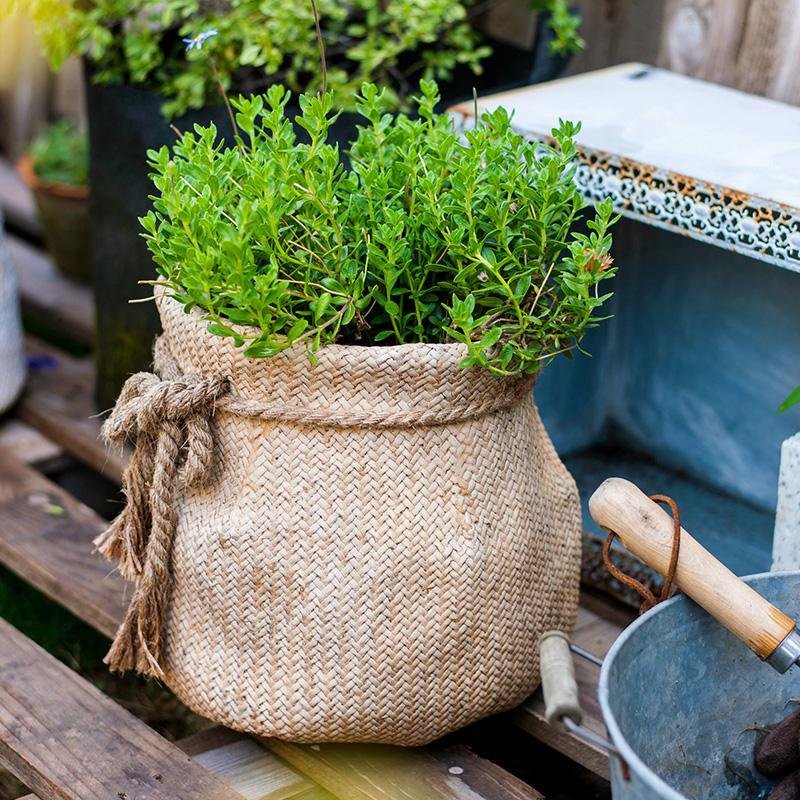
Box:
96 291 582 745
17 154 90 284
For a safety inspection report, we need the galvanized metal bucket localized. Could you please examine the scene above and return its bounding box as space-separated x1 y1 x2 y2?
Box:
593 571 800 799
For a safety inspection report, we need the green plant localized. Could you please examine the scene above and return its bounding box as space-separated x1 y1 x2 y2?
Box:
143 80 616 377
28 119 89 187
780 387 800 413
12 0 583 118
532 0 585 54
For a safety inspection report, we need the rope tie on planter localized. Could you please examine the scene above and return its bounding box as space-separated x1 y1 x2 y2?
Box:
94 370 230 676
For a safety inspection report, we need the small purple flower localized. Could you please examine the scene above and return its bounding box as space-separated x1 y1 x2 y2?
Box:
183 29 218 51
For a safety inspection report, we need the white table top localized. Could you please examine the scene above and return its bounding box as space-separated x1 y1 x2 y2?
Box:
450 64 800 271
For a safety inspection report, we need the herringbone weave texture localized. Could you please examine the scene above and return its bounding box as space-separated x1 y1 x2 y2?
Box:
115 294 582 745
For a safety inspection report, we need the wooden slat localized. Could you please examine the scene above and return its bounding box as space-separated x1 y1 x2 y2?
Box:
658 0 800 106
262 740 542 800
18 337 127 483
0 618 248 800
181 728 337 800
0 446 126 639
0 419 64 470
0 449 550 797
195 739 329 800
7 235 94 345
18 726 337 800
565 0 664 77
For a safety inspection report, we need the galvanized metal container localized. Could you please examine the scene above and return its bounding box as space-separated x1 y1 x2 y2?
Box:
599 571 800 799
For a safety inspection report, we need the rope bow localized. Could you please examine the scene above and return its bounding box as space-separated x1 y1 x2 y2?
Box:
94 369 230 676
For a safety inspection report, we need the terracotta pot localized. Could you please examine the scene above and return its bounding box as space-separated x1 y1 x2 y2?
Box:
17 154 90 284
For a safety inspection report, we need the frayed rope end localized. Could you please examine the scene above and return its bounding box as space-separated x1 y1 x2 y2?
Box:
93 512 144 582
104 598 165 679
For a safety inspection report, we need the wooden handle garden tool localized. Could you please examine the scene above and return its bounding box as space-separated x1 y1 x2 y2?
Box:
589 477 800 673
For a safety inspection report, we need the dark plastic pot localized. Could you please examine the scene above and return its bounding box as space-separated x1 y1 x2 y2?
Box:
85 38 543 409
18 154 90 284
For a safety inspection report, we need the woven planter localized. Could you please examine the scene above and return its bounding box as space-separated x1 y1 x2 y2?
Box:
99 291 582 745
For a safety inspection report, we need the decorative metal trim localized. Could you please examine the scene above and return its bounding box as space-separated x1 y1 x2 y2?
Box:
451 112 800 273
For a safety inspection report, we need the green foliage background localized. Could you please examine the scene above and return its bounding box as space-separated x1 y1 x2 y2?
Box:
29 118 89 186
10 0 582 118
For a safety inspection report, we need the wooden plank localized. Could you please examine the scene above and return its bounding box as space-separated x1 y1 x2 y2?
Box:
0 419 64 470
0 448 552 797
261 740 542 800
0 618 248 800
18 337 127 483
193 738 336 800
0 445 126 639
565 0 665 77
7 235 94 345
18 726 337 800
658 0 800 106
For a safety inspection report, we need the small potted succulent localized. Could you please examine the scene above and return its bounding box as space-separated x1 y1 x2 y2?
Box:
97 80 617 745
17 119 90 283
19 0 583 407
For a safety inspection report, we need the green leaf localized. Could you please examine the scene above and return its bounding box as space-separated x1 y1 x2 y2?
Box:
779 386 800 413
312 293 332 324
286 318 309 342
514 274 531 299
207 321 239 338
244 340 282 358
478 327 502 349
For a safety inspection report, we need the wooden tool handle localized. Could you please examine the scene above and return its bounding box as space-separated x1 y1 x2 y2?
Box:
539 631 582 731
589 477 796 661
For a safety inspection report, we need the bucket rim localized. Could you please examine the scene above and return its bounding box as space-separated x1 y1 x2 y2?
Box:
597 569 800 800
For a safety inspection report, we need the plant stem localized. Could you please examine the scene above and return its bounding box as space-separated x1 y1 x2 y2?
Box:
209 56 239 142
310 0 328 96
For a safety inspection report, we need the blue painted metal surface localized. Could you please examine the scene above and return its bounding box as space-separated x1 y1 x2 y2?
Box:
605 220 800 513
532 216 800 581
599 571 800 800
538 217 800 513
